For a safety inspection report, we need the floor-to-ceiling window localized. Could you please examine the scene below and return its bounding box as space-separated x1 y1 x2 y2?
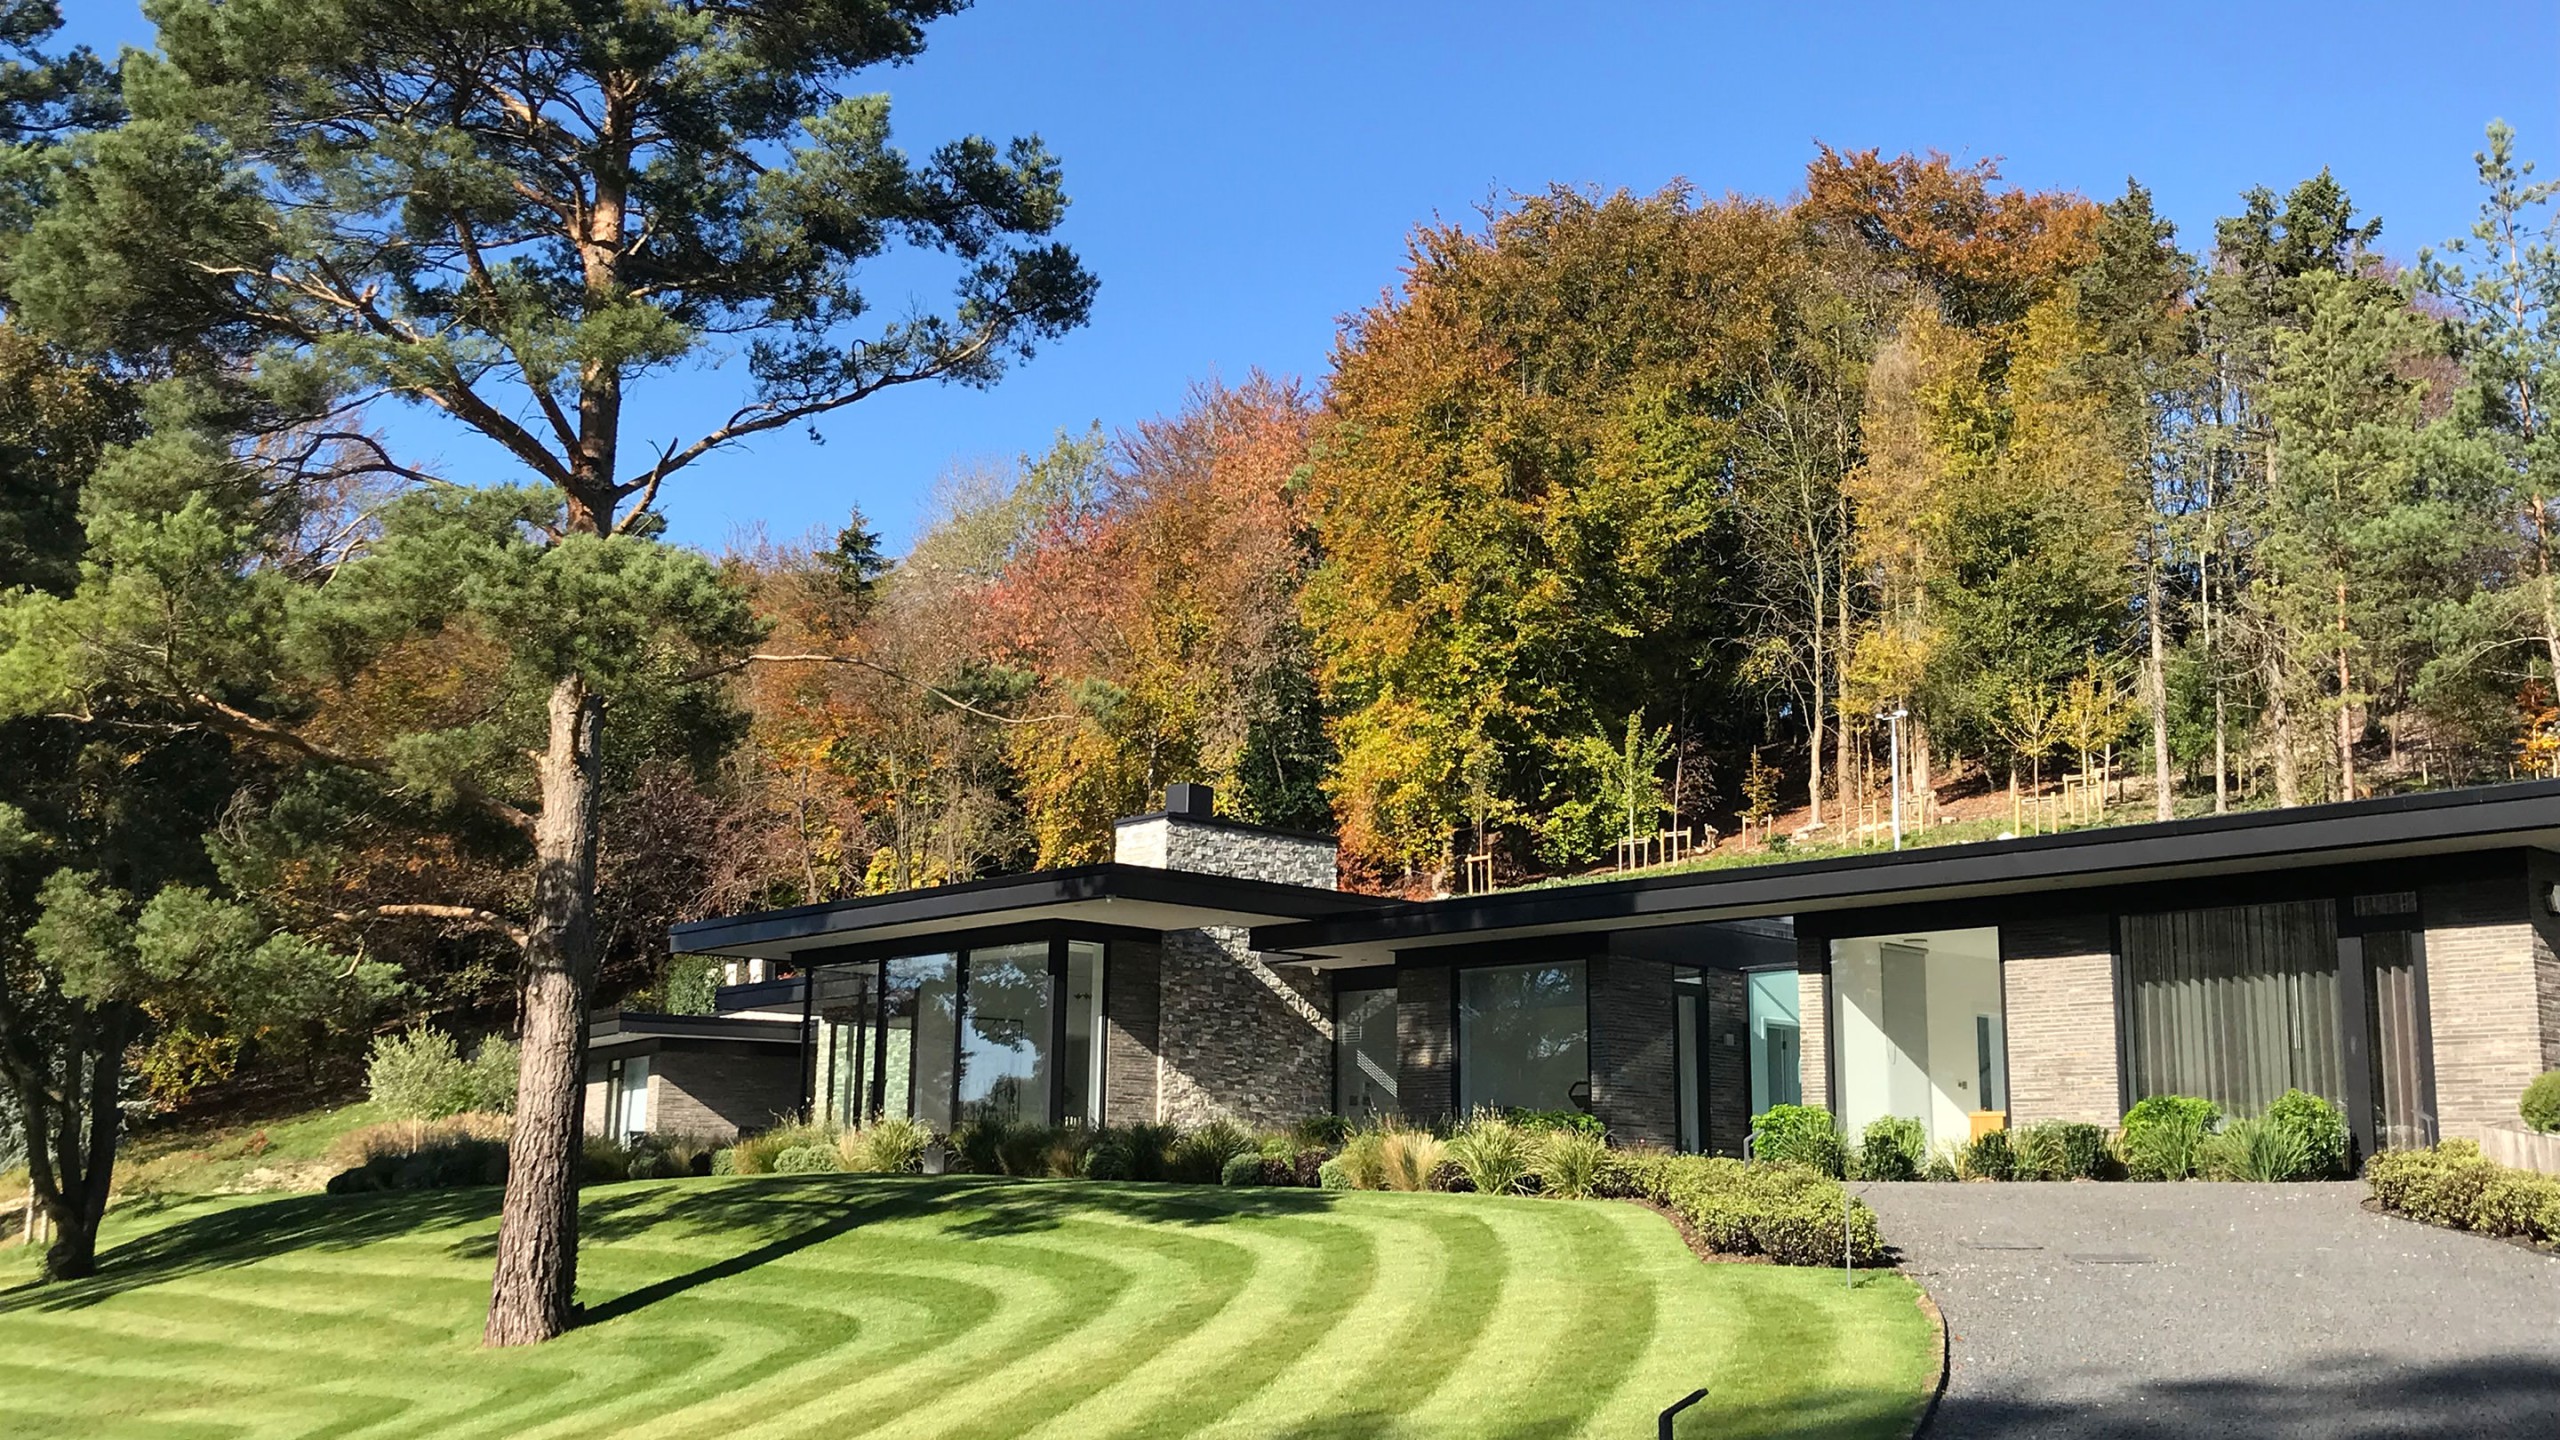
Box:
958 943 1052 1126
1747 968 1801 1116
1060 941 1105 1125
1334 974 1400 1120
882 953 958 1128
1457 961 1590 1114
1831 928 2005 1151
817 940 1107 1133
2120 900 2341 1118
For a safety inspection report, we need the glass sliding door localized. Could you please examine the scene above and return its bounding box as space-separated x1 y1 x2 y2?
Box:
1831 928 2005 1151
1335 977 1400 1121
2120 900 2341 1117
1457 961 1590 1114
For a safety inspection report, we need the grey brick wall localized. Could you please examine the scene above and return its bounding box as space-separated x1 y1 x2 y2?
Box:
1705 967 1750 1154
1104 938 1164 1124
1795 936 1831 1110
1155 925 1333 1128
581 1042 803 1141
1590 957 1676 1146
2528 852 2560 1077
1113 816 1338 889
1399 964 1456 1123
2425 870 2550 1139
2000 913 2120 1125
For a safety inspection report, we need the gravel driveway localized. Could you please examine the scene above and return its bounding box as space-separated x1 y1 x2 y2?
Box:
1857 1181 2560 1438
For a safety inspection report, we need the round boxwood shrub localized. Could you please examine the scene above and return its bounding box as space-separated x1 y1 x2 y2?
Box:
1219 1152 1265 1187
1316 1155 1353 1190
2522 1070 2560 1134
772 1144 842 1175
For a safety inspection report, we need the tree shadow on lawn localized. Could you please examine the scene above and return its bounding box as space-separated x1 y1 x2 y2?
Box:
568 1175 1341 1325
0 1174 1339 1326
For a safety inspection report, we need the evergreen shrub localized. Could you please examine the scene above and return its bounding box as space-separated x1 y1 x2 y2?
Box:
1851 1116 1924 1181
1751 1104 1843 1177
2521 1070 2560 1134
2262 1090 2349 1178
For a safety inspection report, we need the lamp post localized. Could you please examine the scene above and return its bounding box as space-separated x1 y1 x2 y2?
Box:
1878 707 1909 850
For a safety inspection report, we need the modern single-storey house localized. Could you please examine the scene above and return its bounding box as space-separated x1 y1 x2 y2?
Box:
615 778 2560 1161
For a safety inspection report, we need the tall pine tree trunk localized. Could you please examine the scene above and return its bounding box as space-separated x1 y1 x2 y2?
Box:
2335 580 2357 801
483 674 605 1347
2264 649 2302 807
1834 575 1853 830
2148 552 2173 820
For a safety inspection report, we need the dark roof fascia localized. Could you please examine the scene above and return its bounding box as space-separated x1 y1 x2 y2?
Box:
669 862 1393 956
585 1010 803 1045
787 917 1166 970
1255 780 2560 955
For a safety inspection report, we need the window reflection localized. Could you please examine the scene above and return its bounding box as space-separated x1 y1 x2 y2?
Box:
1335 982 1400 1119
958 943 1052 1126
1457 961 1589 1113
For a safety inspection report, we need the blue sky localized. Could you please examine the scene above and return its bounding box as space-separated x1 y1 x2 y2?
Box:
59 2 2560 553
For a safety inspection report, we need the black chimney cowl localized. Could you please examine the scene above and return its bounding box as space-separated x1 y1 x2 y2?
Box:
1165 782 1215 819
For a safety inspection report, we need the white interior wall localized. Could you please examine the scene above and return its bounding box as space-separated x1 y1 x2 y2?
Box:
1829 927 2005 1151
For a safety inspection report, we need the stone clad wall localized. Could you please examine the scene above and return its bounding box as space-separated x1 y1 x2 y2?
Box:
1155 924 1333 1128
2000 914 2121 1126
1113 815 1338 890
1113 813 1340 1128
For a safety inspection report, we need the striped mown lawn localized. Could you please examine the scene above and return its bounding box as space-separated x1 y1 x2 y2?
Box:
0 1175 1936 1439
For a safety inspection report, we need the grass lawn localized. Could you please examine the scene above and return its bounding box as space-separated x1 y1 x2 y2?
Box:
0 1174 1936 1439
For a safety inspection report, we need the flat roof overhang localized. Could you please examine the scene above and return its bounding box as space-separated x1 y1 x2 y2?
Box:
1252 780 2560 964
584 1010 805 1056
669 862 1394 962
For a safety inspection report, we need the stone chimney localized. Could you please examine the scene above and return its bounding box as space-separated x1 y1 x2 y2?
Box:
1112 783 1337 890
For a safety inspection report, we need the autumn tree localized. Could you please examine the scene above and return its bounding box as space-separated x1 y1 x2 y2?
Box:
1307 186 1792 881
985 376 1325 861
1 0 1090 1342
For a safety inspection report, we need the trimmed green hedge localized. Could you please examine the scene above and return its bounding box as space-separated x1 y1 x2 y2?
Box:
2366 1139 2560 1244
1607 1152 1884 1266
